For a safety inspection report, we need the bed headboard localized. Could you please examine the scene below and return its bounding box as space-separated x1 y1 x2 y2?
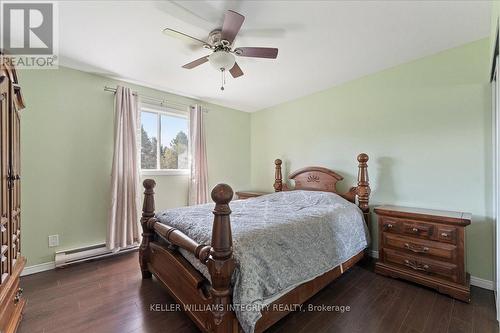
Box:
287 166 344 193
273 154 371 223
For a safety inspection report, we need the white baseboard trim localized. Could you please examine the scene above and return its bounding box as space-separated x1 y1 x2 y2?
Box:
470 276 495 290
21 246 138 276
21 261 56 276
368 250 494 290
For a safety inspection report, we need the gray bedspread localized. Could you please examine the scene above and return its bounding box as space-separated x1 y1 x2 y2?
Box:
156 190 369 333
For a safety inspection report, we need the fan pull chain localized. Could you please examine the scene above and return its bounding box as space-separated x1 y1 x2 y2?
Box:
220 68 226 91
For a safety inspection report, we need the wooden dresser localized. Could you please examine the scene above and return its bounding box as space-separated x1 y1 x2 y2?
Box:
0 56 26 332
374 205 471 302
235 191 270 200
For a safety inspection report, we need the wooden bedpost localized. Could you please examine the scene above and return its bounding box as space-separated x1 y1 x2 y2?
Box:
274 159 283 192
207 184 237 333
139 179 156 279
356 153 371 225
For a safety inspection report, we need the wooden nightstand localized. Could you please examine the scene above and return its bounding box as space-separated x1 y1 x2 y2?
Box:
235 191 270 200
374 205 471 302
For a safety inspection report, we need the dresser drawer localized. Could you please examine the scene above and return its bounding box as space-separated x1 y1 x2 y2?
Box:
382 233 457 261
0 279 22 332
437 226 457 244
383 248 458 283
379 217 435 240
380 217 402 233
401 222 434 239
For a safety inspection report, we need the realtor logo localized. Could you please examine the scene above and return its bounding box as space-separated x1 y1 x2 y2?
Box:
3 3 53 54
0 1 58 68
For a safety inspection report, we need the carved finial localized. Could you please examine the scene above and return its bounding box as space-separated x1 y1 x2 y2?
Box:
142 179 156 217
356 153 370 226
274 159 283 192
357 153 369 163
140 179 156 279
143 179 156 190
211 183 234 205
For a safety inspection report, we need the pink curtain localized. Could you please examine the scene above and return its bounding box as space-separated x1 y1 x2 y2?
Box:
189 105 209 205
107 86 140 250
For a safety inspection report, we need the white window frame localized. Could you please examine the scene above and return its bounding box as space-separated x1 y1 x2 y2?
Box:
139 103 190 176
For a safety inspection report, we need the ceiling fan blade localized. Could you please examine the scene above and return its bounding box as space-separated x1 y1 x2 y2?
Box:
229 62 244 78
234 47 278 59
163 28 209 46
221 10 245 44
182 56 209 69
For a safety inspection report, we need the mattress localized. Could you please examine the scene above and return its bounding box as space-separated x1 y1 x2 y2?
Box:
156 190 370 333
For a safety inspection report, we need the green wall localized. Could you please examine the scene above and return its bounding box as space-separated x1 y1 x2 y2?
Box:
18 39 494 281
490 0 499 69
250 39 493 280
18 67 251 265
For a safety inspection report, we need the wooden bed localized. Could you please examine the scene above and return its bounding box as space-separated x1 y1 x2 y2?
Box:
139 153 371 333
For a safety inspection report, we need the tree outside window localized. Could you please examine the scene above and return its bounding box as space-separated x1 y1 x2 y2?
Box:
140 108 189 172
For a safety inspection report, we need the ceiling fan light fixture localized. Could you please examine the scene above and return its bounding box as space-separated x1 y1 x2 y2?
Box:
208 51 235 71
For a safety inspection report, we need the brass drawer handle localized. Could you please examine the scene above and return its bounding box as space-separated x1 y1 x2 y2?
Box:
411 227 419 233
13 287 23 304
384 223 393 230
440 232 449 238
404 259 430 272
404 243 429 254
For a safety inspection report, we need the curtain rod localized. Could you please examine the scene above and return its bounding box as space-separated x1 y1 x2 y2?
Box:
104 86 207 112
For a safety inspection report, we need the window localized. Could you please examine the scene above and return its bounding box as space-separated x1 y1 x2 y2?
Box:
140 104 189 175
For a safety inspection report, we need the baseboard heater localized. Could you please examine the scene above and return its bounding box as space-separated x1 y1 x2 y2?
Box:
55 243 139 267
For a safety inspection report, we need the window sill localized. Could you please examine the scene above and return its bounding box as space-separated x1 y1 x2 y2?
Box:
141 169 190 176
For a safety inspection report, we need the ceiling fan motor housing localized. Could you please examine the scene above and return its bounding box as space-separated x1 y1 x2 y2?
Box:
208 29 224 46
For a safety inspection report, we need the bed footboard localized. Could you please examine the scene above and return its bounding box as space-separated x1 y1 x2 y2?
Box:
139 180 238 332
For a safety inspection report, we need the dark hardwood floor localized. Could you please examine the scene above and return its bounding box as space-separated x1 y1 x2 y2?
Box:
18 252 498 333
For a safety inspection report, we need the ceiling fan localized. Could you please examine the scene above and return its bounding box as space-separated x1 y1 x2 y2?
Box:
163 10 279 91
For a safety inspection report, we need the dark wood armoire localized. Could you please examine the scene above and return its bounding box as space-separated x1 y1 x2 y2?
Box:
0 55 26 333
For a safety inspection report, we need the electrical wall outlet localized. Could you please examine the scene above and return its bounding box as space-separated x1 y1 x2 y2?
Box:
48 234 59 247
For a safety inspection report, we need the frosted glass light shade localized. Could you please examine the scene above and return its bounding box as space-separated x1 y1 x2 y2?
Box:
208 51 235 71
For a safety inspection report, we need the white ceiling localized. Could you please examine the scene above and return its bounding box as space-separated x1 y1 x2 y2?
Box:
57 1 491 112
